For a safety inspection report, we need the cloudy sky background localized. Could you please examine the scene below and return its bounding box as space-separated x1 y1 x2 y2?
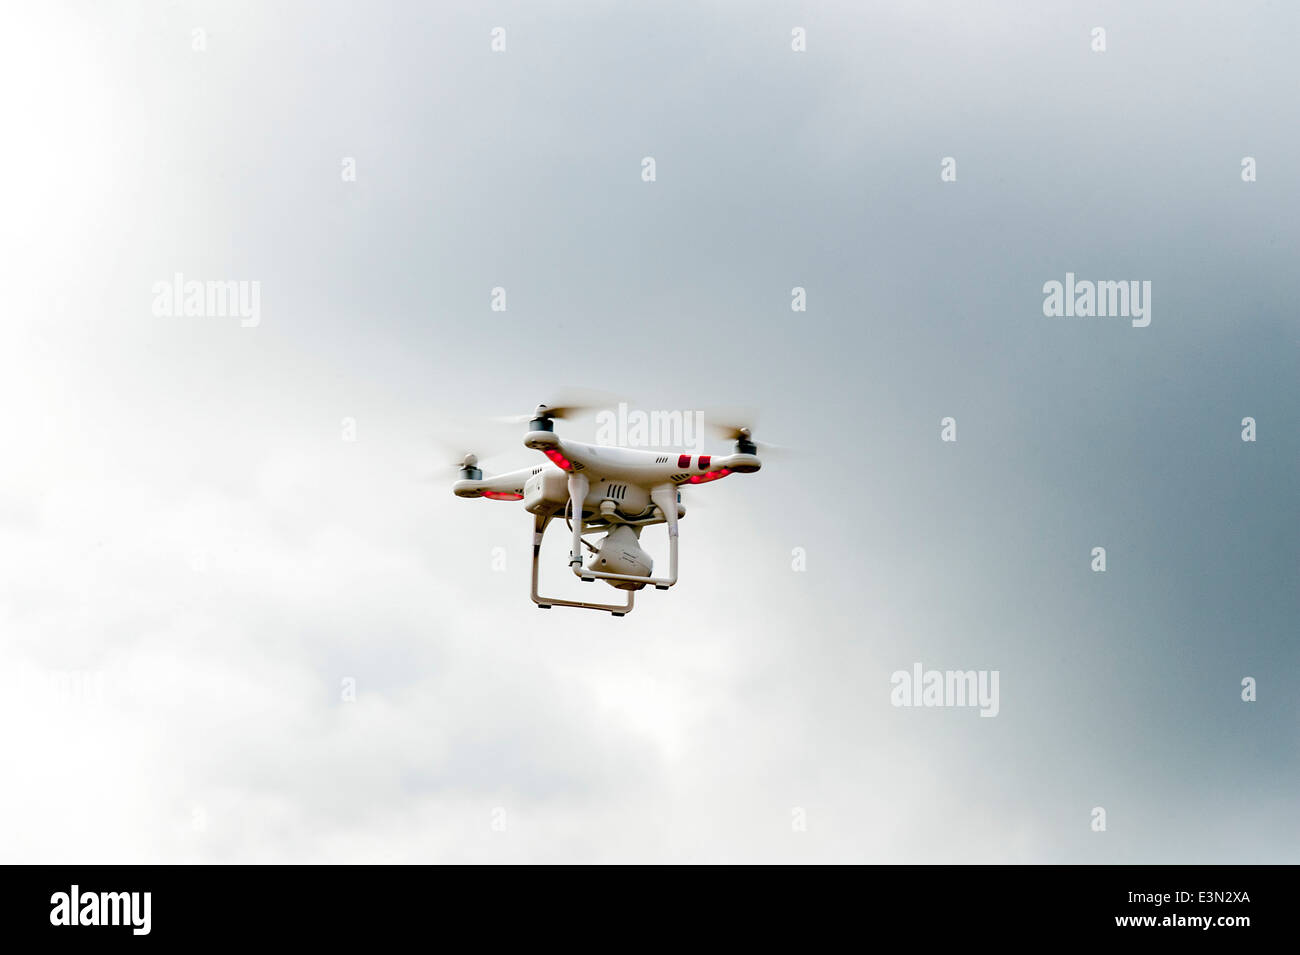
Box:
1 1 1296 862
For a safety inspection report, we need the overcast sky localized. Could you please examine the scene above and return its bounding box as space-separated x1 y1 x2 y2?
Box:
1 1 1296 863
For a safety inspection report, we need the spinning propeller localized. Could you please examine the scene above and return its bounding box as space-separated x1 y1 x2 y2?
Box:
429 424 513 483
491 387 626 429
704 415 789 457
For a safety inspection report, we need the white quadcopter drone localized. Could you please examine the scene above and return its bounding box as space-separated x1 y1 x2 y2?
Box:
452 402 763 616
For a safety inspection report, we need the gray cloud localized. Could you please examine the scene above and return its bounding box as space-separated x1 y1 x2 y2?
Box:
0 1 1295 863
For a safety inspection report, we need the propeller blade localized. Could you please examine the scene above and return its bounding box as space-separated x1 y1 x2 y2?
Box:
431 427 515 471
749 443 788 459
700 405 761 442
493 386 629 424
698 406 790 457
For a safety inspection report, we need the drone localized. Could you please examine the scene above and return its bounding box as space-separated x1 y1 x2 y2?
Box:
452 402 763 616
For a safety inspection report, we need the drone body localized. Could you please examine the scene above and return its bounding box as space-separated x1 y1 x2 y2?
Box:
452 405 762 615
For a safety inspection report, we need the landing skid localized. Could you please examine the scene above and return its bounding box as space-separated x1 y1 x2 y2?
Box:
530 514 634 615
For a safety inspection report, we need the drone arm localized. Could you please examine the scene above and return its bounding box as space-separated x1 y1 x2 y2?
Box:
452 466 536 500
